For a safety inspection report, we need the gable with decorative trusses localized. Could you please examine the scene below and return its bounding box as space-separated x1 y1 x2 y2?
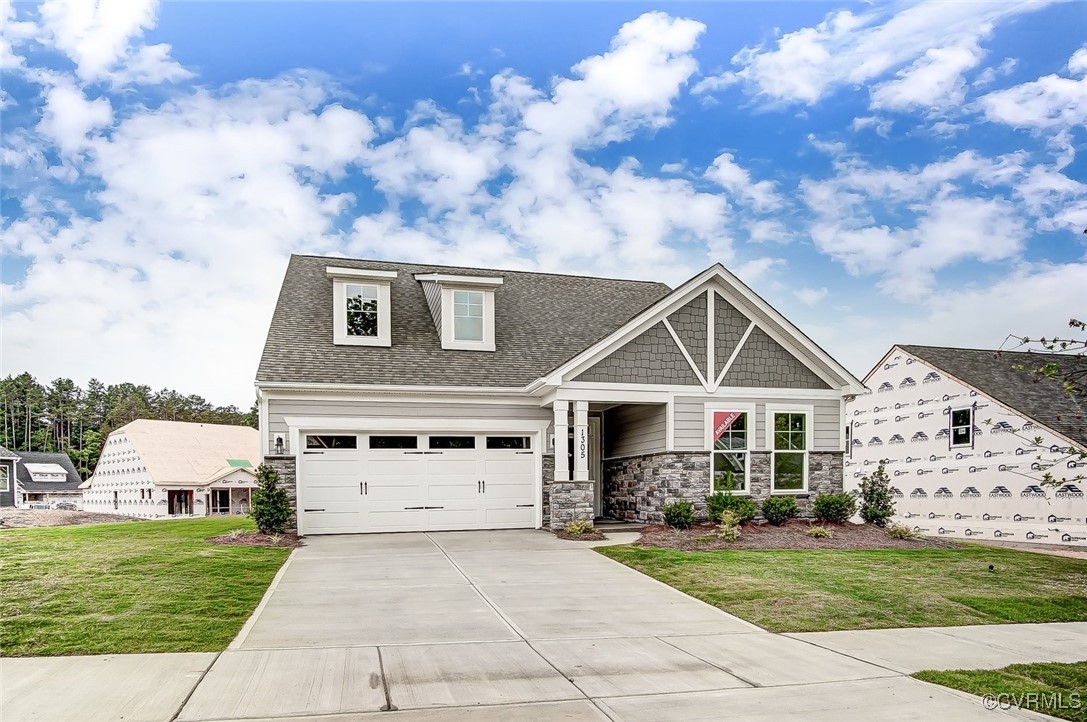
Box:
560 265 861 393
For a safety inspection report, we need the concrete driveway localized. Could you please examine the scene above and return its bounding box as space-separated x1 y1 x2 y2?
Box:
159 530 1041 721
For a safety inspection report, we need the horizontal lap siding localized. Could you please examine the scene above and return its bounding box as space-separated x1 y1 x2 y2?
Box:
604 404 667 459
267 398 550 453
674 396 842 452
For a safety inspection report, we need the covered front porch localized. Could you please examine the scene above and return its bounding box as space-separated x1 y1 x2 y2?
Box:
546 396 710 529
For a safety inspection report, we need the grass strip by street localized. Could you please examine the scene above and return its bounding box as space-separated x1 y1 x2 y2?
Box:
596 544 1087 632
0 517 290 656
915 661 1087 722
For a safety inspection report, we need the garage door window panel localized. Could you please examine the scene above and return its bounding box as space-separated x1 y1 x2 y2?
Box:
306 435 358 449
369 435 419 449
486 436 530 449
429 436 476 450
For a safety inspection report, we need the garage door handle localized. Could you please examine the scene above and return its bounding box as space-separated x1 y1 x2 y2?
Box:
516 504 534 508
304 508 326 512
360 482 367 495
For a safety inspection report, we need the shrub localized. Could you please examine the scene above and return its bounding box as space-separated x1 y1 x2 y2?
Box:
887 523 919 540
859 462 896 527
563 519 595 536
705 492 728 523
705 491 757 524
715 510 743 542
662 500 696 529
761 496 799 525
812 492 857 524
806 525 832 539
251 463 292 534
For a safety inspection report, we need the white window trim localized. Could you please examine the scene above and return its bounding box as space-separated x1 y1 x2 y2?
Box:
0 465 8 492
949 406 974 448
331 276 392 347
705 403 756 496
765 403 813 495
438 284 496 351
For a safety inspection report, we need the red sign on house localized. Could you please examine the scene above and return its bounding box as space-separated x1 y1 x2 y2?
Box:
713 411 741 441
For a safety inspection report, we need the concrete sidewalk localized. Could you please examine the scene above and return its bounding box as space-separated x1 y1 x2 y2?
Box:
3 530 1080 721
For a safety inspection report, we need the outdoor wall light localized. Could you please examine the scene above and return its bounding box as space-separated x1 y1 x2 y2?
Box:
274 436 284 455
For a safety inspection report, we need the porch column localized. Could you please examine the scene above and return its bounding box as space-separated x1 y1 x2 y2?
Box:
573 400 589 481
553 400 570 481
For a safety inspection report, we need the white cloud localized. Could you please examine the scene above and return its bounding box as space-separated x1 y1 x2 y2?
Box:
701 0 1049 105
746 218 791 244
705 153 782 211
794 286 828 305
800 151 1051 299
851 115 893 137
36 0 190 85
3 74 374 404
36 79 113 157
660 161 685 173
973 57 1017 88
869 38 985 112
978 51 1087 131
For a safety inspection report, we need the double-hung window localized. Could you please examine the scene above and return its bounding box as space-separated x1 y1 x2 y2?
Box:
767 405 812 493
708 407 753 493
453 290 485 342
0 466 7 492
950 407 973 447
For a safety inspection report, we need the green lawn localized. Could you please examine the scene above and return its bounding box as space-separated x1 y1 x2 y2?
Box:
597 545 1087 632
0 518 291 656
916 662 1087 722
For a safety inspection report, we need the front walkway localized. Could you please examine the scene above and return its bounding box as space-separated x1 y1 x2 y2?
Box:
4 530 1080 721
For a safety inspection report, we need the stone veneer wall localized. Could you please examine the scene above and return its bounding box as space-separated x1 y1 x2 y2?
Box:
604 450 844 523
603 452 711 523
541 453 555 524
263 455 297 532
549 481 594 529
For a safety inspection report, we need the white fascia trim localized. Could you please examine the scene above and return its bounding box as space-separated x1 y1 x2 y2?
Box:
556 382 845 399
256 381 530 396
706 289 715 385
283 416 551 434
325 267 399 280
547 387 673 404
414 273 504 287
706 273 866 393
550 267 721 382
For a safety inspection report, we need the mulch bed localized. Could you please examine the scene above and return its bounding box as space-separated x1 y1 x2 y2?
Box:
555 530 608 541
636 520 959 551
208 532 304 548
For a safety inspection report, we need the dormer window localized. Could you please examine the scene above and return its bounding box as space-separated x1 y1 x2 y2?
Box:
415 273 502 351
327 267 397 347
453 290 484 342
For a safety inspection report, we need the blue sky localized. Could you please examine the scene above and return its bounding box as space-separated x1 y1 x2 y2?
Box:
2 0 1085 406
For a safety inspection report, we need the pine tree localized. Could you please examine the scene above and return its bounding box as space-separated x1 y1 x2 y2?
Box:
859 461 896 527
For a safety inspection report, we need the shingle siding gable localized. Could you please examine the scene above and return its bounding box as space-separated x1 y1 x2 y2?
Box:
573 322 702 385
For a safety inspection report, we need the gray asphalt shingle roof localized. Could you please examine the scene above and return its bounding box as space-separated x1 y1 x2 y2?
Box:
14 451 84 492
0 445 18 459
900 345 1087 449
257 255 673 387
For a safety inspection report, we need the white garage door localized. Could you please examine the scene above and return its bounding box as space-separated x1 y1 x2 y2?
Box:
299 432 537 534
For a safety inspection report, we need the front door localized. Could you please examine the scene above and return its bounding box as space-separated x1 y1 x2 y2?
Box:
589 417 603 517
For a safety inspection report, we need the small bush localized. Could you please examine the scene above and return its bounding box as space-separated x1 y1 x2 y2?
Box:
806 525 832 539
812 492 857 524
251 464 292 534
705 492 729 523
715 510 743 542
662 500 696 530
563 519 595 536
228 528 246 540
761 496 799 526
887 523 919 540
859 462 896 527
